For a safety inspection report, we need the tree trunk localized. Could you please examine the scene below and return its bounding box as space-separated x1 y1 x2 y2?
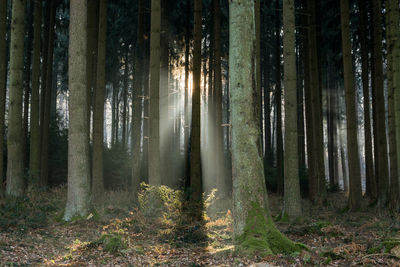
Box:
39 0 56 187
340 0 362 210
229 0 298 255
190 0 202 202
92 0 107 200
149 0 161 185
358 0 376 200
283 0 301 219
29 0 42 186
275 0 284 195
371 0 389 207
213 0 225 197
6 0 26 197
64 0 90 221
307 0 326 203
183 0 190 189
131 0 145 198
122 52 129 148
0 0 7 198
387 0 400 210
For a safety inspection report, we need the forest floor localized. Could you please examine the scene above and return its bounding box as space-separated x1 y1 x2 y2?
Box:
0 185 400 266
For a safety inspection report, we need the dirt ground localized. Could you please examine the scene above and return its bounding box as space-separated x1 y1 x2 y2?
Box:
0 186 399 266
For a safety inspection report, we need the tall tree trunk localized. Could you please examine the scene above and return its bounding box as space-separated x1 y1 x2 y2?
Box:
229 0 298 254
327 70 338 190
29 0 42 186
40 0 56 187
307 0 326 203
23 2 34 170
190 0 202 202
358 0 376 200
92 0 107 200
371 0 389 207
297 40 306 172
149 0 161 185
263 47 272 164
387 0 400 210
275 0 284 195
213 0 225 197
283 0 301 219
6 0 26 197
340 0 362 210
64 0 90 221
132 0 145 198
0 0 7 198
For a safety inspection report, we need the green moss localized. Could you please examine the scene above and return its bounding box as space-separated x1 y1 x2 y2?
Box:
99 232 127 253
236 202 303 256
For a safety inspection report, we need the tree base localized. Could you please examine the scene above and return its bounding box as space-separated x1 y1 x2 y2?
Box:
237 202 303 256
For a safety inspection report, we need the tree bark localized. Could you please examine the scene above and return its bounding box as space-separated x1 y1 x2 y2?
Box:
92 0 107 200
6 0 26 197
64 0 90 221
283 0 301 219
149 0 161 185
190 0 202 202
340 0 363 209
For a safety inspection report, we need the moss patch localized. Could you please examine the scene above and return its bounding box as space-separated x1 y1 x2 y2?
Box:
237 202 303 256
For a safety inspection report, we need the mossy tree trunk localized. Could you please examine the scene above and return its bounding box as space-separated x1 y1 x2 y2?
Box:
229 0 300 255
149 0 161 185
29 0 42 186
190 0 202 202
0 0 7 198
340 0 362 210
131 0 145 199
371 0 389 207
64 0 90 221
92 0 107 200
6 0 26 197
282 0 301 219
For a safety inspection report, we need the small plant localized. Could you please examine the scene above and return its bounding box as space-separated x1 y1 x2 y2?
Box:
98 231 127 253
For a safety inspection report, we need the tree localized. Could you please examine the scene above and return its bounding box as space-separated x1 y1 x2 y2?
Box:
29 0 42 186
229 0 299 255
358 0 376 200
190 0 202 202
0 0 6 198
131 0 145 198
282 0 301 219
6 0 26 197
371 0 389 207
64 0 90 221
340 0 362 210
149 0 161 185
92 0 107 200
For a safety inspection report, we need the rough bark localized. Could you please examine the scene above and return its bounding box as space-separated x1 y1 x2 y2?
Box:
371 0 389 207
64 0 91 221
92 0 107 200
131 0 145 198
0 0 7 198
229 0 299 255
283 0 301 219
6 0 26 197
190 0 202 202
149 0 161 185
340 0 363 210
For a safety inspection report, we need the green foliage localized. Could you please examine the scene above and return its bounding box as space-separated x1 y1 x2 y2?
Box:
236 202 302 256
138 183 183 218
0 196 56 230
104 144 132 190
367 238 400 254
98 231 127 253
